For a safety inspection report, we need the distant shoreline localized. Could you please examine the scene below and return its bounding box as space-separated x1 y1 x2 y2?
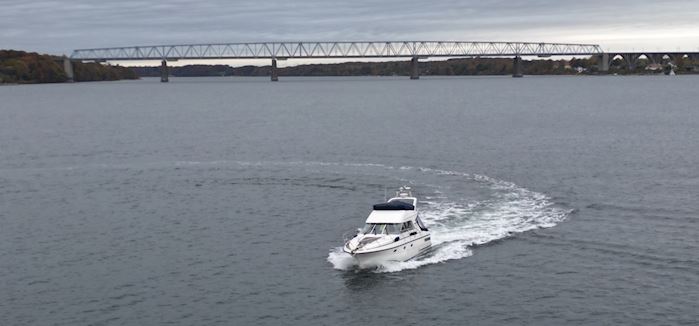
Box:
3 50 696 85
130 57 697 78
1 50 138 84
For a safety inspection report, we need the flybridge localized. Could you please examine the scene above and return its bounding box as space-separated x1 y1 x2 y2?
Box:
373 201 415 211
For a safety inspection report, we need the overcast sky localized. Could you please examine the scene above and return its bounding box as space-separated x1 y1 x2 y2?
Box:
2 0 698 57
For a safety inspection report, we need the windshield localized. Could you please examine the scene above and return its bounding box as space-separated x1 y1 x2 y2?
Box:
361 223 401 235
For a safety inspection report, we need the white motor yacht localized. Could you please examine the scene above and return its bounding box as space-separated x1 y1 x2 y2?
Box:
343 186 431 268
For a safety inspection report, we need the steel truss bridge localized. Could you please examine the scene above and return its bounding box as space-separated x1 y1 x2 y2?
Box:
70 41 603 61
68 41 696 82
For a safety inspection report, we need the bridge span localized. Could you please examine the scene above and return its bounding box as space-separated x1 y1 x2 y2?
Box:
69 41 602 81
601 52 699 71
67 41 696 81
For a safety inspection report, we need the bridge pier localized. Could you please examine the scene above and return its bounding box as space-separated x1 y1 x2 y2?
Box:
160 60 169 82
674 55 684 67
410 57 419 80
626 54 640 72
598 53 609 72
689 54 698 71
667 54 678 65
62 56 74 82
512 56 523 77
271 59 278 82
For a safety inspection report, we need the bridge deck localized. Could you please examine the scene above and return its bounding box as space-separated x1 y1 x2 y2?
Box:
70 41 603 61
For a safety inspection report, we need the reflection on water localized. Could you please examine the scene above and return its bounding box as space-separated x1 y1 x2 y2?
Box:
2 76 699 325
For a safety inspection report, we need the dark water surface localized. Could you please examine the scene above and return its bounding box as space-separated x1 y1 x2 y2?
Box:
1 76 698 325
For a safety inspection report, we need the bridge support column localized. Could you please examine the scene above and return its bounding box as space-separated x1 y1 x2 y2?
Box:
160 60 169 83
689 54 698 71
626 54 639 72
410 57 419 80
690 54 699 72
271 59 278 82
62 56 74 82
598 53 609 72
672 55 684 71
512 56 523 77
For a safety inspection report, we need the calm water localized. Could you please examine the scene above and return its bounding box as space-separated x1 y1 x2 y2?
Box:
1 76 698 325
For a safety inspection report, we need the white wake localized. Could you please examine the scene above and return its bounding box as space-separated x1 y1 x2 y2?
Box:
327 166 570 273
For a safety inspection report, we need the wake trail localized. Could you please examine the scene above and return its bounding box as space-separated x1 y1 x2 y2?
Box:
328 165 571 273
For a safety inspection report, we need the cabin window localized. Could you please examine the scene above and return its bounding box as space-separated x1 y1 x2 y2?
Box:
400 221 414 232
362 223 401 235
386 224 401 234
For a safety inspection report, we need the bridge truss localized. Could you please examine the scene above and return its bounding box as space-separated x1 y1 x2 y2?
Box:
71 41 603 61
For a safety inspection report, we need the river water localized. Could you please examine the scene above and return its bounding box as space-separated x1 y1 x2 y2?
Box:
1 76 698 325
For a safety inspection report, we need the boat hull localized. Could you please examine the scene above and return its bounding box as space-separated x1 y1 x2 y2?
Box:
349 235 431 268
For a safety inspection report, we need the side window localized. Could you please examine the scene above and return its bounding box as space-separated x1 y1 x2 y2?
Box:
387 224 401 234
401 221 414 232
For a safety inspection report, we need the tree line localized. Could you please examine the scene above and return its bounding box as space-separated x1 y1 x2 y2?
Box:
133 58 593 77
130 56 697 78
0 50 138 84
4 50 695 84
